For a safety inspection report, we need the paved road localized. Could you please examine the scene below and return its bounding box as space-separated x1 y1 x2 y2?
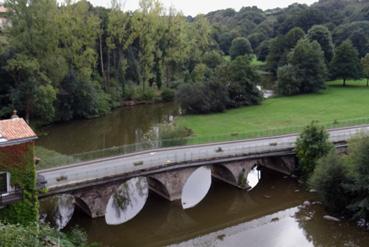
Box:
38 125 369 192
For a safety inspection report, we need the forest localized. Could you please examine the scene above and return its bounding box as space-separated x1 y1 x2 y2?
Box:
0 0 369 125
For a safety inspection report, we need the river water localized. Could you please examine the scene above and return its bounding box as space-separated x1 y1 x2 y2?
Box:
38 104 369 247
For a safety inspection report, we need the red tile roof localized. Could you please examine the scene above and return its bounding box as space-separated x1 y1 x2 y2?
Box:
0 118 37 144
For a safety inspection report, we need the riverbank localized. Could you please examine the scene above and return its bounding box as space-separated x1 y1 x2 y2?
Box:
177 80 369 138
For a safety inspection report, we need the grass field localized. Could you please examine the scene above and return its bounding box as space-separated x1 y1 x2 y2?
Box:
177 80 369 138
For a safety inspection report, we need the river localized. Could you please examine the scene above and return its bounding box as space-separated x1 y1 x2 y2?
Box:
38 104 369 247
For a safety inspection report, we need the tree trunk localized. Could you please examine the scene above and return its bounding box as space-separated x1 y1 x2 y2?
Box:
107 50 111 82
99 32 107 89
343 78 346 87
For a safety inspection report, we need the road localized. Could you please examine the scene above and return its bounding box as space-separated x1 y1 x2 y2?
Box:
38 125 369 192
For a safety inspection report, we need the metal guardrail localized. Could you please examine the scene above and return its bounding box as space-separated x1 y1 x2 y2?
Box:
40 117 369 168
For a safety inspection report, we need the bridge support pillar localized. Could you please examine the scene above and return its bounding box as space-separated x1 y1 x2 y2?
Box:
212 160 258 189
148 167 198 201
74 184 119 218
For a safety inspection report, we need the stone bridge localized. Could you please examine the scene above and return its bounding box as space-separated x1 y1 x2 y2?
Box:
37 125 368 229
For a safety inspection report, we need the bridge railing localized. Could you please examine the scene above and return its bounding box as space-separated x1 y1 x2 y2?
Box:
39 117 369 168
42 130 365 188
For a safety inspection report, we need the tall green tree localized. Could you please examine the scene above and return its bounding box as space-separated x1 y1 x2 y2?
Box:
216 56 262 107
330 40 361 86
4 0 63 123
296 122 333 181
229 37 253 59
361 53 369 87
307 25 334 63
278 39 327 95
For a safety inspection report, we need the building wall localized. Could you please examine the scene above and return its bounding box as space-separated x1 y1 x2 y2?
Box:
0 142 39 225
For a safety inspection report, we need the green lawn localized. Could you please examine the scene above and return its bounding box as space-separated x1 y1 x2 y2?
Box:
177 80 369 139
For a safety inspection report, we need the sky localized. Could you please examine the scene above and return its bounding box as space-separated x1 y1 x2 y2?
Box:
88 0 318 16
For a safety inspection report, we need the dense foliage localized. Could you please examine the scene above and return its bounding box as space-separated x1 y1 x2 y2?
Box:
176 56 262 114
309 150 353 214
278 39 327 95
295 122 332 181
0 0 217 124
330 40 361 86
2 0 369 122
310 135 369 223
0 222 95 247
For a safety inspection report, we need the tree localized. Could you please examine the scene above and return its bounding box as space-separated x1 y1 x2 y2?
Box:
176 81 229 114
277 65 299 95
310 150 353 215
266 28 304 77
285 27 305 49
361 53 369 87
4 0 64 123
296 122 333 181
266 36 288 76
330 40 361 86
223 56 262 107
229 37 253 59
346 136 369 221
307 25 334 63
278 39 327 95
255 40 270 62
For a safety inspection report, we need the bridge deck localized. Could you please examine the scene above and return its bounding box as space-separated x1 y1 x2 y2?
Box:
38 125 369 194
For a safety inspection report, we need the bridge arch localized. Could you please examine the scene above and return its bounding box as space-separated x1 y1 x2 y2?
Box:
212 164 237 185
212 160 260 190
148 176 170 199
74 197 92 217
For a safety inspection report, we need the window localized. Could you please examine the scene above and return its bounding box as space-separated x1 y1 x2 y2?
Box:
0 172 9 195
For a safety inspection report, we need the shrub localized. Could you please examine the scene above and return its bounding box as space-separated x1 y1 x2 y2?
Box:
176 81 229 114
296 122 333 181
160 88 175 102
346 135 369 221
278 39 327 96
0 222 95 247
277 65 300 96
310 150 353 215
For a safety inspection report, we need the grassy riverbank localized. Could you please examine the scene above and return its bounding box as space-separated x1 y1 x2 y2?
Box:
177 80 369 138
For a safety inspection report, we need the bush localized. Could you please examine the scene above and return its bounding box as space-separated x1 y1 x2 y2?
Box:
176 81 229 114
229 37 253 59
346 135 369 221
277 65 300 96
310 150 353 215
0 222 95 247
296 122 333 181
216 56 263 108
160 88 175 102
278 39 327 96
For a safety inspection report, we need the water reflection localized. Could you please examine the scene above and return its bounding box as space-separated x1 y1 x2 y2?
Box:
181 167 212 209
247 166 261 191
171 207 312 247
38 103 179 155
105 177 149 225
64 169 369 247
67 169 313 246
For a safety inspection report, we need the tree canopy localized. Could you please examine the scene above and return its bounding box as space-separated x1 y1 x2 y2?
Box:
330 40 361 86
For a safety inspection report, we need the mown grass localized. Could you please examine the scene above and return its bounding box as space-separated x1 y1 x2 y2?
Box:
177 79 369 138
